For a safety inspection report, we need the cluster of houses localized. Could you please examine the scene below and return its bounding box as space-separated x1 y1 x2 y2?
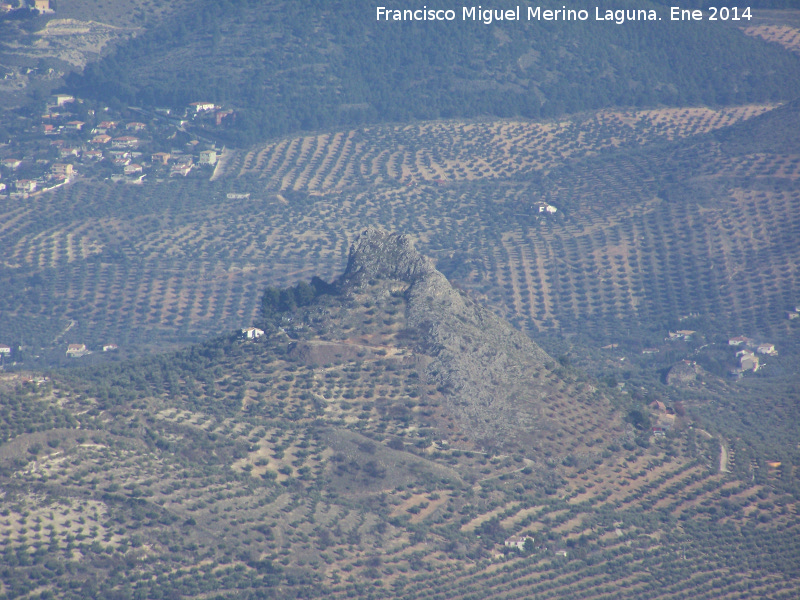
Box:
728 336 776 377
1 155 74 196
0 94 226 197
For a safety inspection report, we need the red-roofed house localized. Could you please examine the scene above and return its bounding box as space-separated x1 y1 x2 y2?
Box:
66 344 88 357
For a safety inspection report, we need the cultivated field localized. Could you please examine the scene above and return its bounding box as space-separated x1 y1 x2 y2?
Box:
1 103 798 358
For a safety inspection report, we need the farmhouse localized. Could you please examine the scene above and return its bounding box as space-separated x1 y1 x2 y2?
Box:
242 327 264 339
66 344 88 357
756 343 776 355
728 336 752 346
0 344 11 355
102 344 118 352
504 535 533 550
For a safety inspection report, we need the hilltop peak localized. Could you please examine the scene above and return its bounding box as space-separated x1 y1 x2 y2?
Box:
342 228 435 286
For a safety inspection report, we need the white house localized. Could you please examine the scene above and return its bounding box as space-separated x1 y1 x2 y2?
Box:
66 343 88 357
189 102 216 113
199 150 217 166
52 94 74 107
0 344 11 355
536 202 558 214
504 535 533 550
242 327 264 339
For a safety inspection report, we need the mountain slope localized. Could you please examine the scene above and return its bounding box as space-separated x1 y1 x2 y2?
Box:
65 0 800 140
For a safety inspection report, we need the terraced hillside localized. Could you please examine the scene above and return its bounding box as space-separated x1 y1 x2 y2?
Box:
0 237 798 598
5 103 798 360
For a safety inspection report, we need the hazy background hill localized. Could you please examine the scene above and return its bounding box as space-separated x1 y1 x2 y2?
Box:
66 0 800 141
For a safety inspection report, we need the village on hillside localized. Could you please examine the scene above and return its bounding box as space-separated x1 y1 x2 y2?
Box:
0 91 234 197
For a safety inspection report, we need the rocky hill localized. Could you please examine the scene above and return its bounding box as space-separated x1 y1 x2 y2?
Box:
339 228 621 453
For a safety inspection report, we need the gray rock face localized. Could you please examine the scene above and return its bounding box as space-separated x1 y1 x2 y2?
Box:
666 361 700 386
342 228 435 286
